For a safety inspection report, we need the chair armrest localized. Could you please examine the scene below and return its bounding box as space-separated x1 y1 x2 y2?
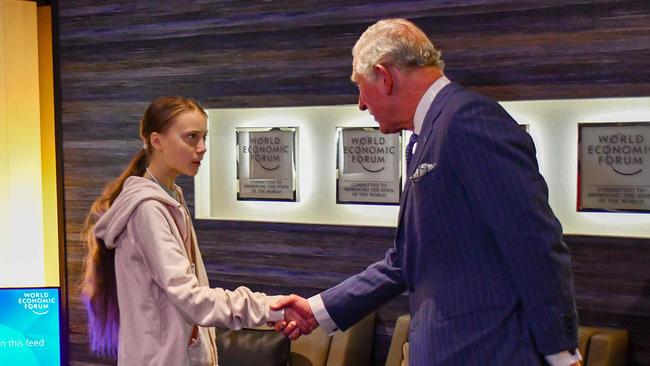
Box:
385 314 411 366
578 326 602 358
326 313 376 366
400 343 410 366
290 327 332 366
290 313 377 366
585 328 628 366
215 326 290 366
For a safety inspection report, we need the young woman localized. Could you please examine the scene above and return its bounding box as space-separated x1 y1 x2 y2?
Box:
80 96 304 365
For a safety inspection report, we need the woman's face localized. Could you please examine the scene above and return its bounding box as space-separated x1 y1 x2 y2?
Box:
156 109 208 177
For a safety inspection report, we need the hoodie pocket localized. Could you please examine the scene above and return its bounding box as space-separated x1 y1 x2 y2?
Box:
140 283 166 341
188 329 215 366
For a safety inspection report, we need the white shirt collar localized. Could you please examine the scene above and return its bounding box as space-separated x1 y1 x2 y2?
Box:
413 76 451 135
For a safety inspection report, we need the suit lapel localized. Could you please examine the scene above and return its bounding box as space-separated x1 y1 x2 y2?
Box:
396 82 460 227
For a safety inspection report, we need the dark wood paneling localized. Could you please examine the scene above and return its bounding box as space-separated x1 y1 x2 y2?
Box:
57 1 650 365
568 236 650 365
58 0 650 108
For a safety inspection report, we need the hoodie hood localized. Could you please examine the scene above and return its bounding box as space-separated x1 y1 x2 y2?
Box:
94 176 184 249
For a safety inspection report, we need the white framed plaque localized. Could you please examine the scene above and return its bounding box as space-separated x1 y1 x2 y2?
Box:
236 127 298 201
578 122 650 213
336 127 402 205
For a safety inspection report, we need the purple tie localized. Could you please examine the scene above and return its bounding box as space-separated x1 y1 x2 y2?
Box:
405 133 419 168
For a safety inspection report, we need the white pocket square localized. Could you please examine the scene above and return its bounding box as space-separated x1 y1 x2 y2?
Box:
410 163 437 182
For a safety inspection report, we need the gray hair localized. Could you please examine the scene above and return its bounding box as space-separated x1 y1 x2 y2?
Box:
351 19 444 82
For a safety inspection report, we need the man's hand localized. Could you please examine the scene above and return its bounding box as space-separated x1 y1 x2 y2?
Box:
269 294 319 340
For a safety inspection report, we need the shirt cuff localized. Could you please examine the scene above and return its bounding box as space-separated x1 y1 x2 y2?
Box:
308 294 338 335
544 349 582 366
268 308 284 322
266 295 285 322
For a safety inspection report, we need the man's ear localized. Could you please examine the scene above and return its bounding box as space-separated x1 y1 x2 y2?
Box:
150 132 163 150
374 64 394 96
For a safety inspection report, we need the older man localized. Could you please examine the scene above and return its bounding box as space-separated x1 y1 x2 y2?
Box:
275 19 580 365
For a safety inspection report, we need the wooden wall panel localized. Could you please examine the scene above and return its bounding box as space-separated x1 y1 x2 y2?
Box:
568 236 650 365
57 1 650 365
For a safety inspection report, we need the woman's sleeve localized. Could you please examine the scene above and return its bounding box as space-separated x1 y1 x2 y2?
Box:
130 200 282 329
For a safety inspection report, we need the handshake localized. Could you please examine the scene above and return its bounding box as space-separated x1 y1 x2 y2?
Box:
268 294 320 340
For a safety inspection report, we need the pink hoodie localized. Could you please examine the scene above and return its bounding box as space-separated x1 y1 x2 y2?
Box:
94 176 282 366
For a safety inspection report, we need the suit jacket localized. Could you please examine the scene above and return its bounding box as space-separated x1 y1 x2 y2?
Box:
320 83 578 365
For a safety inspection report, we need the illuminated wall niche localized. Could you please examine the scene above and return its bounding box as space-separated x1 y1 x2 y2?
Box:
197 97 650 238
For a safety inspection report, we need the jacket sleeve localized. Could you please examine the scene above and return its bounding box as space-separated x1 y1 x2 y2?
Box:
445 97 578 354
319 245 406 331
130 200 280 329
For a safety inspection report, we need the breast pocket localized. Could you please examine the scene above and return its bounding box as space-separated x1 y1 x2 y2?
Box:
409 161 443 202
409 162 438 183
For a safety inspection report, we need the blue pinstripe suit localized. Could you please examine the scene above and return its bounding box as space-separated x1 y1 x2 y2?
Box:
320 83 578 365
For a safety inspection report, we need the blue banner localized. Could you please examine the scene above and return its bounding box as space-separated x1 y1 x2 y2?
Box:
0 288 61 365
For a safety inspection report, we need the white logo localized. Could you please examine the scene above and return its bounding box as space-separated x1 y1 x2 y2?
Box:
17 291 56 315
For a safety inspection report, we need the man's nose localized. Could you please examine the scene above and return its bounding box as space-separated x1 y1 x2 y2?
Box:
358 95 367 111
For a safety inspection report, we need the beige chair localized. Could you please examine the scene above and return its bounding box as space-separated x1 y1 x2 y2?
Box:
218 313 375 366
578 326 629 366
385 315 628 366
385 315 410 366
290 313 375 366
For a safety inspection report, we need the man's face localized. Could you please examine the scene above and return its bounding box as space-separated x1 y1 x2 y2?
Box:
355 71 407 134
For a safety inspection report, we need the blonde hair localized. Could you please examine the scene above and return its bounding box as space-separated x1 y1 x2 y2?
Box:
80 96 206 356
351 18 444 82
